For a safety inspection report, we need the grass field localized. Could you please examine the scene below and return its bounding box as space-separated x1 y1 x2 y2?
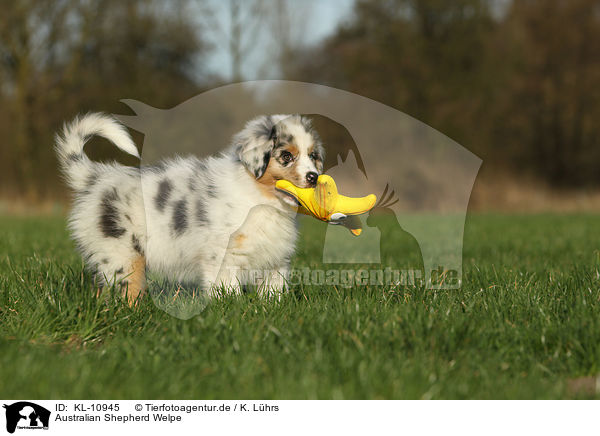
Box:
1 213 600 399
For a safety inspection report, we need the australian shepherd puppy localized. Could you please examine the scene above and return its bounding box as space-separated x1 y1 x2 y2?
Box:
55 113 325 304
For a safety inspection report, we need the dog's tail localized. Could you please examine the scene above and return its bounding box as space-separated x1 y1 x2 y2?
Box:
55 113 140 191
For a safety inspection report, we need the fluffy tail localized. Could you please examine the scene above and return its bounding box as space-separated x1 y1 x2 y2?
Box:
55 113 140 191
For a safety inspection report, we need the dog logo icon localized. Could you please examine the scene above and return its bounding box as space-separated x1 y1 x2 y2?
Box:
3 402 50 433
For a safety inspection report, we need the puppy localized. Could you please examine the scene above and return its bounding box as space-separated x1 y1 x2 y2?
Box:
55 113 324 303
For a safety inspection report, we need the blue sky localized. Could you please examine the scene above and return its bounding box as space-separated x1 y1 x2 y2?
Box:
200 0 356 80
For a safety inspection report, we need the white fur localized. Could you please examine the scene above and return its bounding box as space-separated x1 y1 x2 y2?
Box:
55 113 324 299
285 120 320 182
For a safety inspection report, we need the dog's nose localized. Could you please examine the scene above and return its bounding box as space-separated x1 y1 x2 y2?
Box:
306 172 318 186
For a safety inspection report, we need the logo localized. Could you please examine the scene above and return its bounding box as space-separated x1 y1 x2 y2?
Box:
3 402 50 434
117 81 481 318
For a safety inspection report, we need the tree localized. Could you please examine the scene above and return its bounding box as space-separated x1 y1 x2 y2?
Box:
0 0 209 198
0 0 72 197
500 0 600 186
197 0 266 81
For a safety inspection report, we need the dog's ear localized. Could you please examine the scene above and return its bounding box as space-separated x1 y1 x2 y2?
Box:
233 116 277 179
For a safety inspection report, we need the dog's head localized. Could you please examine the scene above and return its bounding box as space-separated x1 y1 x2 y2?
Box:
233 115 325 203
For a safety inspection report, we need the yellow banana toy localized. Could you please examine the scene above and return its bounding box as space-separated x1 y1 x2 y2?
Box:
275 175 377 236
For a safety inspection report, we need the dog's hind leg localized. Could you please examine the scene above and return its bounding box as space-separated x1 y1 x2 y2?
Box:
95 254 147 306
121 255 147 306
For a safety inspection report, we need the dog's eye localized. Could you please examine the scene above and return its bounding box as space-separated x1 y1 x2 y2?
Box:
310 152 320 161
281 151 294 164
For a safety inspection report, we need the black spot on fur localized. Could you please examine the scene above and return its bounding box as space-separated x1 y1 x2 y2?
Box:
269 124 277 140
195 199 208 224
155 179 172 212
131 234 144 256
207 182 217 198
172 199 188 235
67 152 83 163
274 134 293 148
124 214 132 223
86 173 97 189
116 267 124 274
195 159 208 171
100 189 126 238
101 258 109 264
188 176 197 192
254 151 270 178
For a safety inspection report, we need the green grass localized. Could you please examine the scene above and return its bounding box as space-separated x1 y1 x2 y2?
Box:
1 213 600 399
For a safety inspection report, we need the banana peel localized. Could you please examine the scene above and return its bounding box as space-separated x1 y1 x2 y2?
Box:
275 175 376 236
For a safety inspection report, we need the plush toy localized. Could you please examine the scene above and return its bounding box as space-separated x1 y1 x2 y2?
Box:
275 175 377 236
